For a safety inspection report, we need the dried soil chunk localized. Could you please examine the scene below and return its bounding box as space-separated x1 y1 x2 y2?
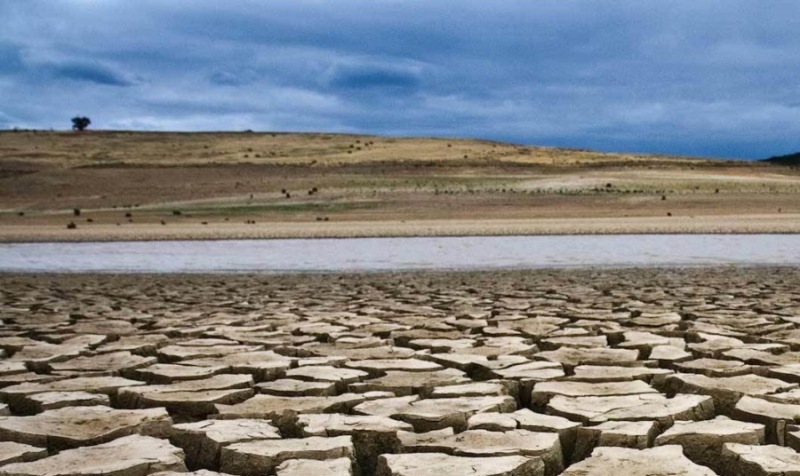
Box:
9 343 83 369
0 434 187 476
220 436 354 476
649 345 692 364
151 472 231 476
721 443 800 476
572 421 659 462
296 414 412 437
655 416 764 471
733 395 800 444
170 419 281 470
276 458 353 476
285 366 368 393
22 391 110 414
297 345 414 361
539 335 608 350
117 374 254 416
535 347 640 371
0 406 171 452
548 393 714 427
215 394 367 420
349 369 469 396
531 380 657 407
617 331 671 354
257 379 337 397
665 373 797 414
674 358 753 377
344 359 442 378
0 376 144 412
430 382 509 398
157 344 262 363
48 352 156 374
567 365 672 384
562 445 716 475
354 395 516 433
397 429 563 476
0 442 47 466
465 413 517 432
295 414 412 474
508 409 581 459
133 364 226 384
182 351 293 382
764 364 800 384
94 335 169 355
490 362 565 382
375 453 544 476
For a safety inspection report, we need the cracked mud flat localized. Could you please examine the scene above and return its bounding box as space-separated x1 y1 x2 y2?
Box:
0 268 800 475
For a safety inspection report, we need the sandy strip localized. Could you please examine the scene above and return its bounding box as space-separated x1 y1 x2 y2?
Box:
1 214 799 243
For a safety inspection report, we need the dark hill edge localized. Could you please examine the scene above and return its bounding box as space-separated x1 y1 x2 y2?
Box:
764 151 800 165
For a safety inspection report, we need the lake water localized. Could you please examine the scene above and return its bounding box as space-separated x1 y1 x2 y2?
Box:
1 234 799 273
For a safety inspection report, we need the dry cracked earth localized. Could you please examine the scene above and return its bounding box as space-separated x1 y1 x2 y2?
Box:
0 268 800 475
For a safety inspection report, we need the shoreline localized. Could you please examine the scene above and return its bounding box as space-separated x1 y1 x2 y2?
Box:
1 214 799 243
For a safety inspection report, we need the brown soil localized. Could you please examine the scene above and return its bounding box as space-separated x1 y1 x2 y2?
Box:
1 130 799 241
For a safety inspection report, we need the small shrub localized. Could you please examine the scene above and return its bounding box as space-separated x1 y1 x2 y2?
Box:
71 116 91 131
66 221 77 229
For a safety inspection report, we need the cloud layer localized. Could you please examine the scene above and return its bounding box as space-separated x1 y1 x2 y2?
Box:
2 0 800 158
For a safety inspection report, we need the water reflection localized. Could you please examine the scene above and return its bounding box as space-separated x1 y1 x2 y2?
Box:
1 234 799 273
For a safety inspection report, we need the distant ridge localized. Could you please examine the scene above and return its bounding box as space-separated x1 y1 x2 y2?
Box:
764 151 800 165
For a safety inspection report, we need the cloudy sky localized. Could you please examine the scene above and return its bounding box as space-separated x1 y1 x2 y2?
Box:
2 1 800 159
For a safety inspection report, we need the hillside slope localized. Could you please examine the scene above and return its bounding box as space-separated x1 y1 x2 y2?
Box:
764 151 800 165
1 130 799 240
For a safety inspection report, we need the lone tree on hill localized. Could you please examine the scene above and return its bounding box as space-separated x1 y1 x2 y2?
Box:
71 116 91 131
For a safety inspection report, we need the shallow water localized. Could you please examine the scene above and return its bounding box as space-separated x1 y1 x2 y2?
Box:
1 234 799 273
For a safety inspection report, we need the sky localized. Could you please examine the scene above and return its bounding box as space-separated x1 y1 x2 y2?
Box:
2 1 800 159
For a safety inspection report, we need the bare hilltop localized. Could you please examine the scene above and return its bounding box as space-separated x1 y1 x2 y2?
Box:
1 130 799 241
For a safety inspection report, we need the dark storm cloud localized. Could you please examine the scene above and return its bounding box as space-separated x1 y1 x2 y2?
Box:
0 42 24 74
2 0 800 158
45 61 134 86
327 65 422 91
